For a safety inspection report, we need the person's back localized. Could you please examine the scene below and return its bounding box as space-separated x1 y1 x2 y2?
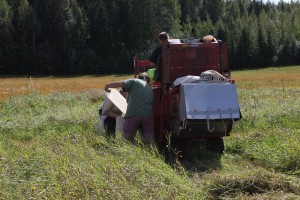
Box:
123 78 153 118
104 73 155 144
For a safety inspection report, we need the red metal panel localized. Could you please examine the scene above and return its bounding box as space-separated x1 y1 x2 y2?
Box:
153 88 162 144
136 60 151 67
162 43 221 84
219 42 229 72
133 57 150 78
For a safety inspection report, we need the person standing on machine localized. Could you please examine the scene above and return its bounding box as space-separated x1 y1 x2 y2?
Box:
149 32 169 81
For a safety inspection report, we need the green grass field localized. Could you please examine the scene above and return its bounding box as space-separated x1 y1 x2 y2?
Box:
0 66 299 199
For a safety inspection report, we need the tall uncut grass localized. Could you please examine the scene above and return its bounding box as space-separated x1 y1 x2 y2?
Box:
226 88 300 175
0 66 299 199
0 91 205 199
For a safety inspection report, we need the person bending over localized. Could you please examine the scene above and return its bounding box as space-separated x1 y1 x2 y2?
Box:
104 73 154 145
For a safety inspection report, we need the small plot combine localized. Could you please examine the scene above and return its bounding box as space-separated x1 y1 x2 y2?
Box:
134 36 242 154
101 36 242 155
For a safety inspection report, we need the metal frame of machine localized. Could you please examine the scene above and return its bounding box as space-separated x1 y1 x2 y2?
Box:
134 39 240 150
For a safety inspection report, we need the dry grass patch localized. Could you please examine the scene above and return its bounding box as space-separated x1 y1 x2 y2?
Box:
0 75 131 100
1 66 299 100
233 66 300 89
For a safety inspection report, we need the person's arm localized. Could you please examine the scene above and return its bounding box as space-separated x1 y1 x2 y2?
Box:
104 82 124 92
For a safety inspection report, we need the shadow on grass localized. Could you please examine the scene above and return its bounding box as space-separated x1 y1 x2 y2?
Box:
94 133 222 173
160 140 222 173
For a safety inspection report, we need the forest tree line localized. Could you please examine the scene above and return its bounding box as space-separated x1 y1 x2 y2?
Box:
0 0 299 74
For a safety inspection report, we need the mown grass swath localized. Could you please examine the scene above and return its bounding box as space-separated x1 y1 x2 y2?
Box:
0 66 299 199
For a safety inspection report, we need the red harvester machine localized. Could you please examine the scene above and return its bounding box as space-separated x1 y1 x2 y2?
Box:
134 38 241 154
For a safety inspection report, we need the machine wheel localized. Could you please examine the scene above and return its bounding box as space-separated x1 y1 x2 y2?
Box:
206 137 225 154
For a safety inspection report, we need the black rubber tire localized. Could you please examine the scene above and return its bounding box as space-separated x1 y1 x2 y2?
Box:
206 137 225 154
